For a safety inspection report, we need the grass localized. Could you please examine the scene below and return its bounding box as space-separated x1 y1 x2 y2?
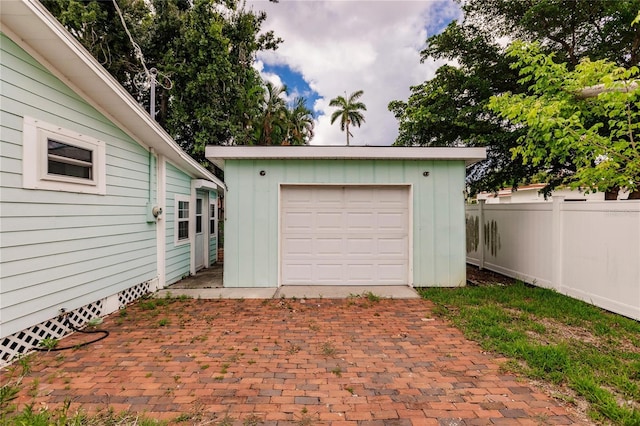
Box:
1 390 167 426
418 281 640 425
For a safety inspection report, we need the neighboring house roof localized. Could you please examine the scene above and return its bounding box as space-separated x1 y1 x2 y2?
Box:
206 146 487 170
1 0 223 190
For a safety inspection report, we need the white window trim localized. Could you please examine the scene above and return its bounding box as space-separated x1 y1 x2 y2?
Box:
174 194 191 247
23 116 106 195
209 196 217 240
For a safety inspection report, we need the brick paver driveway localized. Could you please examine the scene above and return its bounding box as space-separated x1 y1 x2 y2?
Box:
4 297 584 425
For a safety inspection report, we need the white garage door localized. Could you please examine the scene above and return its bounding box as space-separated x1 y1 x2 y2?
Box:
281 185 410 285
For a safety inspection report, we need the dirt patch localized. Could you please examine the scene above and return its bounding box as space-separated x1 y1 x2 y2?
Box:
466 264 516 286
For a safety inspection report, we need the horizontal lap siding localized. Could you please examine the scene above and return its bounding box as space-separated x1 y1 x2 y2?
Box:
223 159 466 288
164 163 191 285
0 35 156 337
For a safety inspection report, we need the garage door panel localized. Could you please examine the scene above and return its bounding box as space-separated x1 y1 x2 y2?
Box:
347 238 376 255
316 237 345 255
283 263 313 282
377 263 408 282
281 186 409 286
378 237 408 256
282 237 314 256
282 212 313 231
347 264 376 281
316 212 344 230
376 187 407 203
315 263 346 282
315 187 345 207
283 188 313 205
346 188 375 207
346 212 376 229
378 212 408 230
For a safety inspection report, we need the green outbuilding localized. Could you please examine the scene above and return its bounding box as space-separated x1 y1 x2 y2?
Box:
206 146 486 289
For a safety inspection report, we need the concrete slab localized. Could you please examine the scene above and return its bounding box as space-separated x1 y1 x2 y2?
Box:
274 285 420 299
156 287 276 299
156 285 419 299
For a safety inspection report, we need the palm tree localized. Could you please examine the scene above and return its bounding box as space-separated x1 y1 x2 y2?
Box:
285 97 314 145
329 90 366 146
256 82 287 145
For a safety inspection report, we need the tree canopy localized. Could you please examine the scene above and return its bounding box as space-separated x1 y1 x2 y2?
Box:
253 82 314 146
488 42 640 197
389 0 640 195
42 0 290 168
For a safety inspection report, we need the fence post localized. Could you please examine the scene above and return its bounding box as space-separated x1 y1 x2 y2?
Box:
551 196 565 290
478 200 485 270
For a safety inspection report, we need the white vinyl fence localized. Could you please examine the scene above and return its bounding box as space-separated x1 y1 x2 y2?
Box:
466 198 640 320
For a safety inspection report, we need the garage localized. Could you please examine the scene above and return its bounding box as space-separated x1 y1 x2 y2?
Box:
205 145 486 288
280 185 410 285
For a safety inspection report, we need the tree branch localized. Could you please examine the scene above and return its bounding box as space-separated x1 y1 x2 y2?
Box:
576 81 639 99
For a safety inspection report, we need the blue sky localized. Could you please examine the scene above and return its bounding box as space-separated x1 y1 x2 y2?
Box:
262 64 321 117
248 0 461 146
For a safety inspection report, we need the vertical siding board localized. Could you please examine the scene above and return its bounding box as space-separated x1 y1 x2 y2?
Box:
223 158 467 288
433 162 453 286
0 34 158 337
410 161 431 286
253 162 270 286
237 161 257 285
267 160 282 284
223 161 240 287
448 161 466 286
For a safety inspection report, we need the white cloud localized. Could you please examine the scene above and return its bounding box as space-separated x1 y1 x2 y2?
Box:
253 60 300 104
246 0 461 146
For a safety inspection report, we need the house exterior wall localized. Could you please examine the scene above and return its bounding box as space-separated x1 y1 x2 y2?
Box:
223 159 466 288
0 34 157 338
164 162 192 285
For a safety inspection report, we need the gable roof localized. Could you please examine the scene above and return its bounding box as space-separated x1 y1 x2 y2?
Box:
1 0 223 190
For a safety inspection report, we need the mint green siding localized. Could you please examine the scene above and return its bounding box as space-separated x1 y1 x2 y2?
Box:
223 159 466 288
0 34 156 337
165 163 191 284
209 190 219 265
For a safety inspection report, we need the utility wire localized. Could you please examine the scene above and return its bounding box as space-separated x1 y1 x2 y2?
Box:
112 0 172 91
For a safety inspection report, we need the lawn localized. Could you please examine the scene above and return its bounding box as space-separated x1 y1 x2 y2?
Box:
418 279 640 425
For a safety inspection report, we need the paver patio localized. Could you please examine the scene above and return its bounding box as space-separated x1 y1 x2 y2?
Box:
2 297 586 425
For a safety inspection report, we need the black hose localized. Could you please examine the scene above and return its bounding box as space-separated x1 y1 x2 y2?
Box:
34 317 109 352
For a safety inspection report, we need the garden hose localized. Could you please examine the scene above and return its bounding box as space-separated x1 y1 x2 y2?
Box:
34 312 109 352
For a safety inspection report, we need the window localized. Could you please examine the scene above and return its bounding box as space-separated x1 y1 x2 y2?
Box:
23 116 106 194
210 200 216 239
196 198 203 234
48 140 93 179
176 197 190 243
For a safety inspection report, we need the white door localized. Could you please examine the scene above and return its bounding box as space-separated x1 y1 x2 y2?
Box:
195 196 205 271
280 185 410 285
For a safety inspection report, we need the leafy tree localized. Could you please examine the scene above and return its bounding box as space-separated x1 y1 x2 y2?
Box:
41 0 149 96
329 90 367 146
43 0 283 166
252 84 314 145
488 41 640 198
390 0 640 195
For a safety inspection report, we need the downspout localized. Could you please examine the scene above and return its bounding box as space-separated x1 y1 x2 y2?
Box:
189 179 197 276
156 154 166 290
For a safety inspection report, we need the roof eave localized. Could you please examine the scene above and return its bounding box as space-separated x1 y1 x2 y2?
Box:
1 0 223 190
205 146 487 170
